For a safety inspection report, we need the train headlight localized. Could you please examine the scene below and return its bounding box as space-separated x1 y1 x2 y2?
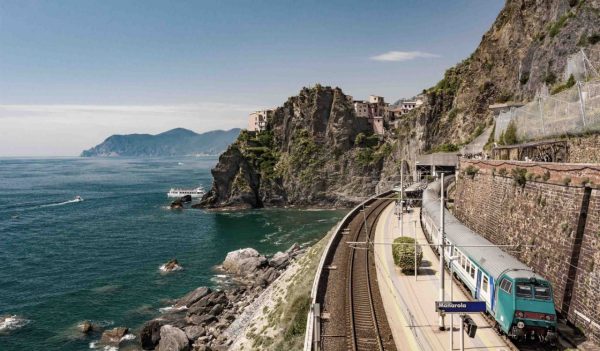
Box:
515 311 524 318
517 321 525 329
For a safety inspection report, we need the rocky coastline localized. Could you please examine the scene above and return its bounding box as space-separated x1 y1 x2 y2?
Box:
97 244 305 351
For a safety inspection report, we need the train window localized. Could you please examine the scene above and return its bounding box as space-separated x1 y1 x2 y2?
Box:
470 264 475 279
499 279 512 294
534 286 551 300
516 284 533 298
461 255 466 269
482 275 489 293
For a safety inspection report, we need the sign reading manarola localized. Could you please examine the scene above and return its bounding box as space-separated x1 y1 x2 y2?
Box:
1 1 599 351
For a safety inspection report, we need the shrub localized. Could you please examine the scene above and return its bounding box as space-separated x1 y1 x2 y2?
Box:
503 121 518 145
282 295 310 342
526 172 535 181
563 176 572 186
549 12 573 38
551 74 576 95
512 167 528 187
580 177 591 186
464 165 479 179
354 132 366 146
542 170 551 181
433 143 460 152
498 168 508 177
392 237 423 274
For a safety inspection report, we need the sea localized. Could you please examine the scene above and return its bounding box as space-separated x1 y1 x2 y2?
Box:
0 157 345 351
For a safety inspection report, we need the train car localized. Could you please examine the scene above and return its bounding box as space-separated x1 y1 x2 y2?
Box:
421 178 557 342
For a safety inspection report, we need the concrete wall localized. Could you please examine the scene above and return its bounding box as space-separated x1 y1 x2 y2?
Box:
453 159 600 343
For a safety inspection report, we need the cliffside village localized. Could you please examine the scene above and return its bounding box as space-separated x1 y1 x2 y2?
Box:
247 94 424 135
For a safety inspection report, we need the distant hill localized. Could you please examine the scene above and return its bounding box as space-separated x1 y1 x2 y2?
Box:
81 128 241 157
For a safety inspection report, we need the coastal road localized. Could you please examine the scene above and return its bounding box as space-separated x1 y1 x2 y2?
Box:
316 197 397 351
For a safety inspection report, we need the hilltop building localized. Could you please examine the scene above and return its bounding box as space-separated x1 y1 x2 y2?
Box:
388 96 425 128
247 109 275 132
352 95 389 135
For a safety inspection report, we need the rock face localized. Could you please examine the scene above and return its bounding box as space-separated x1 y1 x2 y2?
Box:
395 0 600 152
157 325 190 351
196 86 381 210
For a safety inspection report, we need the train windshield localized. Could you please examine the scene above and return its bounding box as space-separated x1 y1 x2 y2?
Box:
534 286 552 300
515 284 533 298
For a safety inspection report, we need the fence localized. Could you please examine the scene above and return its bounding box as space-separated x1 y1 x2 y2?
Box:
496 49 600 142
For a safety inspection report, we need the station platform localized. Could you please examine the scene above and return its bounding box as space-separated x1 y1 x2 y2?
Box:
373 202 511 351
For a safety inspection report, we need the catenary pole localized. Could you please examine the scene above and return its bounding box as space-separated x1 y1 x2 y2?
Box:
439 173 446 330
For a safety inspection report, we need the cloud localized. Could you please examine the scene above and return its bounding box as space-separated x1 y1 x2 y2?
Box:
0 103 262 156
370 51 440 62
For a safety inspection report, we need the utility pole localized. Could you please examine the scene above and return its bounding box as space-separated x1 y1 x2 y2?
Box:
400 160 404 237
439 173 446 330
414 220 418 281
577 80 587 127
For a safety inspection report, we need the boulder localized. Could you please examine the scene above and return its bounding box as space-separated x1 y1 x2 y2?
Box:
259 267 280 285
209 304 223 316
101 327 129 345
141 319 165 350
183 325 206 340
176 287 211 308
79 320 93 334
170 199 184 209
161 259 183 272
222 248 267 275
180 195 192 203
268 251 290 268
157 325 189 351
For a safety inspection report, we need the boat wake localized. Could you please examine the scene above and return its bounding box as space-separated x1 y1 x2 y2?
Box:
39 197 84 208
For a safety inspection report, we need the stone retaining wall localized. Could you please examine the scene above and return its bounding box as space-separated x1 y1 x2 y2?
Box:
453 159 600 344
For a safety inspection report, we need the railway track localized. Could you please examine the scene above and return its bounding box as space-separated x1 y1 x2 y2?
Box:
318 197 396 351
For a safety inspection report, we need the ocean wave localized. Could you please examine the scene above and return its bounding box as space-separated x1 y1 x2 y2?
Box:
158 305 187 313
159 264 183 273
89 341 98 349
120 333 135 341
0 315 31 333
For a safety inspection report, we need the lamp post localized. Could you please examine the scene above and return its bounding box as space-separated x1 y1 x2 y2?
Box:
439 173 446 330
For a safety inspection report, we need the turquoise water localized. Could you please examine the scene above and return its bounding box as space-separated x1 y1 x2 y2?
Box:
0 157 345 351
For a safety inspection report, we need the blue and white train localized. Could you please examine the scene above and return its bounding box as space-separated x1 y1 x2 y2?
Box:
421 178 557 342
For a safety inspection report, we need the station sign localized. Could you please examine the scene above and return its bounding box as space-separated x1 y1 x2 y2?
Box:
435 301 486 314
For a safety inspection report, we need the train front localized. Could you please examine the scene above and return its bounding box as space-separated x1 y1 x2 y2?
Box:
510 277 557 343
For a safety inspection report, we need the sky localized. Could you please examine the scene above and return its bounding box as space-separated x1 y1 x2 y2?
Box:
0 0 505 156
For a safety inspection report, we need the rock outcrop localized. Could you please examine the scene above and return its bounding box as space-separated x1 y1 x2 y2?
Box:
196 85 383 210
140 244 303 350
161 259 183 272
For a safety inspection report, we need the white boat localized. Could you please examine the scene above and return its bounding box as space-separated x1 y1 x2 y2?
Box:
74 195 83 202
167 187 205 198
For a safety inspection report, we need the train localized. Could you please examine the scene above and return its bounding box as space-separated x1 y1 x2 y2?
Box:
420 178 558 343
